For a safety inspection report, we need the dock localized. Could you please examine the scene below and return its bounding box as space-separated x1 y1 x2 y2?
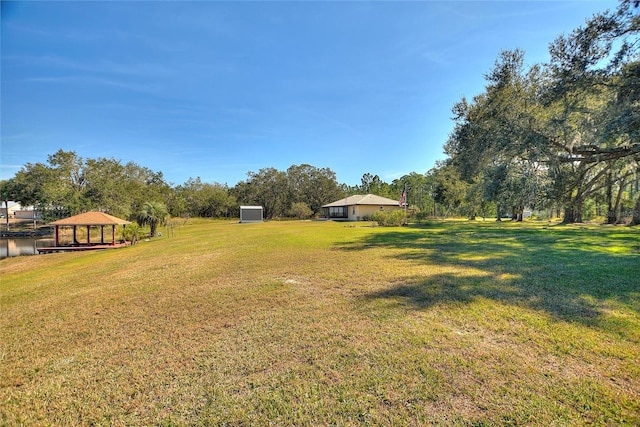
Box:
37 242 130 254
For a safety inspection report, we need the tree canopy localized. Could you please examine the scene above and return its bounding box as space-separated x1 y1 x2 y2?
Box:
444 1 639 223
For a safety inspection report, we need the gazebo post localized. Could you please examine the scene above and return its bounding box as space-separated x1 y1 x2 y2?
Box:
73 226 78 245
112 225 116 245
87 225 91 245
55 226 60 247
100 225 105 244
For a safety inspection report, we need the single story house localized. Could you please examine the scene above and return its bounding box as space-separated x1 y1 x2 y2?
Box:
0 201 21 218
322 194 402 221
15 209 42 220
0 202 20 218
0 202 40 219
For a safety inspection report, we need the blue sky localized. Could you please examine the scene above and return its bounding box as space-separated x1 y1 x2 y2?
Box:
1 1 616 187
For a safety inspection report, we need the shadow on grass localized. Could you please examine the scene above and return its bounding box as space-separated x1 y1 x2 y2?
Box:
339 222 640 329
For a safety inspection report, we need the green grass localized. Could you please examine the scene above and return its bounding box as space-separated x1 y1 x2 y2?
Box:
1 219 639 425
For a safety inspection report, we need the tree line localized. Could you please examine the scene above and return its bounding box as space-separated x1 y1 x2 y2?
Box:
0 148 493 224
0 144 477 223
0 149 415 222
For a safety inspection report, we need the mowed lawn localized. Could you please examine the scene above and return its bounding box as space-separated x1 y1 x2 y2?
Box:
1 219 639 425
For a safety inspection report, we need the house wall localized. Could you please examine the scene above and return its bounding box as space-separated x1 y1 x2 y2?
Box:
14 210 42 220
1 203 22 217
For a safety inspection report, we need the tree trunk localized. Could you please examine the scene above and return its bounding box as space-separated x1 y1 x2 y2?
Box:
613 179 627 224
3 199 9 231
632 195 640 226
606 167 617 224
515 205 524 222
496 204 502 221
607 193 617 223
563 203 583 224
563 207 576 224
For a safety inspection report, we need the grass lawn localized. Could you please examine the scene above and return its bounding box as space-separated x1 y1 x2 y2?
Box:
1 219 639 425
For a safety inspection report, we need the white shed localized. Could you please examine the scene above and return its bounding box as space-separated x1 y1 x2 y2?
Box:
240 206 264 223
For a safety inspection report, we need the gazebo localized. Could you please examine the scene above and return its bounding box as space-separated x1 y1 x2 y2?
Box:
48 211 131 248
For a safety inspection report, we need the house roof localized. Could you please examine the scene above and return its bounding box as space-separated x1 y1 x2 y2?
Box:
322 194 400 208
1 201 20 210
49 211 131 226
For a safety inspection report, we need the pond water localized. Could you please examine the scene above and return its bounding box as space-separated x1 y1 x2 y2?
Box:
0 238 55 259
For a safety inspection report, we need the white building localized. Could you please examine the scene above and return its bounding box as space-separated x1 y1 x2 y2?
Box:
322 194 402 221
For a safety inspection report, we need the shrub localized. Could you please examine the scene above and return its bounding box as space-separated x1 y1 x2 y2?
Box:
122 223 144 244
289 202 313 220
416 211 431 221
370 209 406 226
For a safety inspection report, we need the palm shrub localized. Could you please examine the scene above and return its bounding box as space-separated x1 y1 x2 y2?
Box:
122 223 143 244
136 201 169 237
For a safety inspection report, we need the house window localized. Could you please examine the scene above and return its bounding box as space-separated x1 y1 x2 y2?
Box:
352 207 355 214
329 206 347 218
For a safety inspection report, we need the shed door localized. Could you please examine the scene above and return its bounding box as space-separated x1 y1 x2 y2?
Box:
242 208 262 221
